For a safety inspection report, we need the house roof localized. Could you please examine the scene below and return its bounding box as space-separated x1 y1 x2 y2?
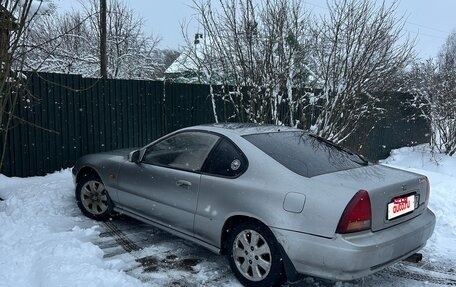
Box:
164 48 200 75
165 35 209 75
164 34 320 86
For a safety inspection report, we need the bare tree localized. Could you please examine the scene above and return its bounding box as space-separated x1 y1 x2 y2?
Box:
0 0 54 170
25 0 162 80
187 0 312 125
309 0 414 143
407 33 456 155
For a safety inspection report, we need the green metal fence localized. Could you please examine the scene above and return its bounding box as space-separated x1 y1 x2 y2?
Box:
343 92 430 160
0 72 222 177
0 72 430 177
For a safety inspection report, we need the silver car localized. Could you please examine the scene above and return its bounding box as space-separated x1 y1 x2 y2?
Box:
72 123 436 286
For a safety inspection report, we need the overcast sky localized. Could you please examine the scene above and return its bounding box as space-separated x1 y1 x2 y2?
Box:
56 0 456 60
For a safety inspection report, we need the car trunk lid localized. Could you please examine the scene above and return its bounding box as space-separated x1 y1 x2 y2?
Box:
367 166 429 232
315 164 429 232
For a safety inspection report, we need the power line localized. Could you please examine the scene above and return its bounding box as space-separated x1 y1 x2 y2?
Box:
406 21 451 35
302 1 327 10
406 29 447 41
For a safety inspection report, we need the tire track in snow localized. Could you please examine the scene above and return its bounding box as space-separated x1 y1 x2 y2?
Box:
386 263 456 286
98 220 221 286
102 221 142 253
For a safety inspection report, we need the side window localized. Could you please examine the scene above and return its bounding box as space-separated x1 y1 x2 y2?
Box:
142 132 220 172
203 138 247 177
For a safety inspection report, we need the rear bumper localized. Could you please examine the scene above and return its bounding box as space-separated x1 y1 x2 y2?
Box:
272 208 436 281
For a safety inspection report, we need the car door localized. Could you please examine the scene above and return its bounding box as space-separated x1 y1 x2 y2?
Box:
116 131 220 236
194 138 249 246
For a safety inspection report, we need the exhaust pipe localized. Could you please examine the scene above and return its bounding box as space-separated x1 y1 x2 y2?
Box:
403 253 423 263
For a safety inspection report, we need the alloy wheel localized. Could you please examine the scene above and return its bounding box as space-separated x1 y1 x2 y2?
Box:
232 229 272 281
80 180 108 215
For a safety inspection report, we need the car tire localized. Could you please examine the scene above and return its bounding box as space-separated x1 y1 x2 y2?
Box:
75 174 114 221
227 221 285 287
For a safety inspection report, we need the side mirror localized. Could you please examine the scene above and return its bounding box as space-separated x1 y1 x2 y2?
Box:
128 150 141 163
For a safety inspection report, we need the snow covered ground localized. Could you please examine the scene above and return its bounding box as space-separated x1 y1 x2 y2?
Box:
0 144 455 287
381 145 456 273
0 172 144 287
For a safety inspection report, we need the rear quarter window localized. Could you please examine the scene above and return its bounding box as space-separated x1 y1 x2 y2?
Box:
202 138 247 177
243 131 365 177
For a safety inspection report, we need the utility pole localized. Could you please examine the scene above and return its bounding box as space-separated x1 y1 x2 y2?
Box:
100 0 107 78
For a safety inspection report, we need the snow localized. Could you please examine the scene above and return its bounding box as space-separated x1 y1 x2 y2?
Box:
381 145 456 270
0 144 455 286
164 36 208 75
0 171 143 287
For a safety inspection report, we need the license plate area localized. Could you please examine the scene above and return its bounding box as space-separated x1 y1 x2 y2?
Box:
387 194 418 220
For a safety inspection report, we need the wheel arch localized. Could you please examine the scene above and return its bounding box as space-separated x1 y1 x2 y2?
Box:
220 214 300 282
220 215 269 255
74 166 115 221
75 166 101 185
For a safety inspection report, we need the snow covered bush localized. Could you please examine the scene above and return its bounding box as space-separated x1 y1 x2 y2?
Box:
308 0 414 143
188 0 414 142
406 33 456 156
188 0 313 125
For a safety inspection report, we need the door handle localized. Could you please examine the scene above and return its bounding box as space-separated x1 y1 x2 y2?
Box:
176 180 192 188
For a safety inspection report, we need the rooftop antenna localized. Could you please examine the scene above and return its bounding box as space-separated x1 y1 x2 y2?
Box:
194 33 203 44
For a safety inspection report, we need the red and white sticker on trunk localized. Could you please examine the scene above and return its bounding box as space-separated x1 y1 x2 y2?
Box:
387 194 416 220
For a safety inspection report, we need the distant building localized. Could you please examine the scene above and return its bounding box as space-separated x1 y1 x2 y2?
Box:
164 34 208 83
165 33 318 87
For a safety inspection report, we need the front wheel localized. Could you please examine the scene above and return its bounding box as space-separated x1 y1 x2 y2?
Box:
75 174 114 221
227 222 285 287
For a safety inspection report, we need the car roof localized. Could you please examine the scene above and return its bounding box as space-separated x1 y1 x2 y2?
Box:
188 123 302 136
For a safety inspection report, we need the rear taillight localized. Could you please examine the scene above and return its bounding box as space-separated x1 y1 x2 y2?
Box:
336 190 372 234
421 177 430 204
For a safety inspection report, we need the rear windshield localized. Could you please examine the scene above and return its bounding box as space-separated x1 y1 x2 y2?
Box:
243 131 367 177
